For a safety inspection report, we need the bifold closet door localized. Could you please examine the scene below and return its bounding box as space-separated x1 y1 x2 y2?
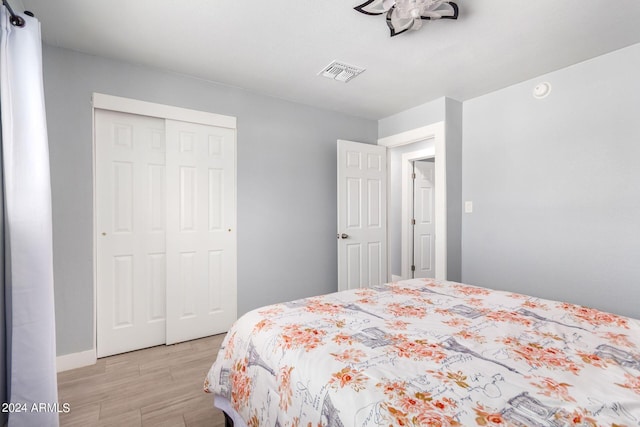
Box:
165 119 237 345
96 110 167 358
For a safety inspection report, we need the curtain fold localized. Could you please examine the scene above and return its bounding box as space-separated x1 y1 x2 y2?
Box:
1 7 59 427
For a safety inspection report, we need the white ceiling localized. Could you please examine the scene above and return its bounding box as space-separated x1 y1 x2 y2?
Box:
21 0 640 120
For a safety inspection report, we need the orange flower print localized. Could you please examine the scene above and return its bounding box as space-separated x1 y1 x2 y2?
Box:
616 373 640 395
390 285 422 297
304 299 345 315
443 318 471 328
325 317 346 329
247 412 259 427
376 379 408 397
529 376 576 402
553 408 599 427
426 370 469 389
501 337 581 374
451 284 490 296
466 297 485 307
576 351 608 369
474 403 505 426
560 302 629 328
253 318 274 333
330 348 366 363
354 288 376 297
279 324 326 351
485 310 532 327
392 335 447 361
224 331 237 360
415 410 461 427
376 379 460 427
602 332 636 348
522 299 548 310
329 366 368 391
455 329 486 344
277 366 294 411
258 305 284 316
386 319 409 330
387 302 427 319
230 358 252 407
332 333 353 345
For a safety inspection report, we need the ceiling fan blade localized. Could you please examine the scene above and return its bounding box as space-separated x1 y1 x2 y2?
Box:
421 11 442 20
354 0 388 15
386 7 413 36
435 2 459 19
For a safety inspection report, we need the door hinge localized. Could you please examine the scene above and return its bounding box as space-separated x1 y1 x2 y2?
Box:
412 172 416 179
411 265 416 272
411 219 416 225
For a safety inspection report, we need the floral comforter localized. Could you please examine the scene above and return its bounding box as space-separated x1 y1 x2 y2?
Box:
205 279 640 426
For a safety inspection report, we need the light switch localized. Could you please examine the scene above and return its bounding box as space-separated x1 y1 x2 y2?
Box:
464 201 473 213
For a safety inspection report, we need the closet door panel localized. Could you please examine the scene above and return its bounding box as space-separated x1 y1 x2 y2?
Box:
165 120 237 344
96 109 167 358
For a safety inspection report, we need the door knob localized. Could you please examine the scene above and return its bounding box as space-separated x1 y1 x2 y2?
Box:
340 233 349 239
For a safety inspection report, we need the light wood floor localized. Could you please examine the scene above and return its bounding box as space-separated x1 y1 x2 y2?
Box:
57 334 227 426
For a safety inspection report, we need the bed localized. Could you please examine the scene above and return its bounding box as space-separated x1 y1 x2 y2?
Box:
204 279 640 426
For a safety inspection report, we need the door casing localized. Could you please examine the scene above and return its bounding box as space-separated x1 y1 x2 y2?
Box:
378 122 447 281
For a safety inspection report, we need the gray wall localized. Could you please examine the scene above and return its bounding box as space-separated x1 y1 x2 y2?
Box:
444 98 463 281
462 43 640 319
43 45 377 356
378 97 445 140
379 97 463 281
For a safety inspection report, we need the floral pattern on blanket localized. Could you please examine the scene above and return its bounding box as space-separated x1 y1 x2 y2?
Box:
204 279 640 426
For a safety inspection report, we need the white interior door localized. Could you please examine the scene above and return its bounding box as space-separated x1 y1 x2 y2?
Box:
96 109 167 358
337 140 387 291
165 120 237 345
412 160 435 278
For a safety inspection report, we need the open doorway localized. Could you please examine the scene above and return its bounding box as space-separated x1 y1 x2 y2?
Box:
378 122 447 282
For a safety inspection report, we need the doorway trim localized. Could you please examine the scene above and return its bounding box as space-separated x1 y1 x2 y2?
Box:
378 122 447 281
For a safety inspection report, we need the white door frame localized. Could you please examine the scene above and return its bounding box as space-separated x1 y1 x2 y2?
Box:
92 93 237 356
378 122 447 281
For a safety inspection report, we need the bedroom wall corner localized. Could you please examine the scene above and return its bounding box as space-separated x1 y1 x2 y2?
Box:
444 98 463 282
461 42 640 319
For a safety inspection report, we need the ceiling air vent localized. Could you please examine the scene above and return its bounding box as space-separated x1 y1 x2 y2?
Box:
318 61 365 83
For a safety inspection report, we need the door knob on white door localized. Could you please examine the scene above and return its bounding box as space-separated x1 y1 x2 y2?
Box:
340 233 349 239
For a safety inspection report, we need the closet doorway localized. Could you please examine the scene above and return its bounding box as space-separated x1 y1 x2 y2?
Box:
94 95 237 357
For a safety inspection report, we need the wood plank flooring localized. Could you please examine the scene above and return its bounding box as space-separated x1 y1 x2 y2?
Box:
57 334 227 426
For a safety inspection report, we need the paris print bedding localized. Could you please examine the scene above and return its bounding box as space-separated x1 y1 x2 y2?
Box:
204 279 640 426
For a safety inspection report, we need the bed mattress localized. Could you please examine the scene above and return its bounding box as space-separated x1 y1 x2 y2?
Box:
205 279 640 426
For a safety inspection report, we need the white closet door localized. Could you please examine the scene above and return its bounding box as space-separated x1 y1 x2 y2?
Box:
96 110 167 358
165 120 237 344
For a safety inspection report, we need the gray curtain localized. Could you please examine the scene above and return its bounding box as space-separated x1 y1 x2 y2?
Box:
1 7 58 427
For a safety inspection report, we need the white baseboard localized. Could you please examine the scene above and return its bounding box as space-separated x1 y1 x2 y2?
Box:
56 349 96 372
391 275 403 282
